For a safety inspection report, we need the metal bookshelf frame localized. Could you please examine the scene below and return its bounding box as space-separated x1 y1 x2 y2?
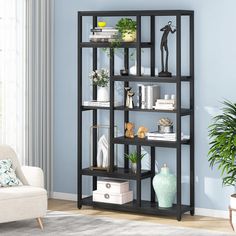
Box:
77 10 194 221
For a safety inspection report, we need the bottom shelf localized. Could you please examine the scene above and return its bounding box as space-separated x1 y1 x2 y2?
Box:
81 196 193 217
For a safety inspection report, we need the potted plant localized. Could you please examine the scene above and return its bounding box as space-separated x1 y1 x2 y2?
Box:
116 18 137 42
125 152 146 173
208 100 236 230
89 69 109 102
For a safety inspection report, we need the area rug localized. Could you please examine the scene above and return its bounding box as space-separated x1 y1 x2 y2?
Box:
0 211 234 236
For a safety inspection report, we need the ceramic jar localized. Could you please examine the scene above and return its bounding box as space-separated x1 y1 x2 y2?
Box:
152 164 176 208
122 31 136 42
97 87 109 102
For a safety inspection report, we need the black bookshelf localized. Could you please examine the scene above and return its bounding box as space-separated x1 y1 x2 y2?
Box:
77 10 194 221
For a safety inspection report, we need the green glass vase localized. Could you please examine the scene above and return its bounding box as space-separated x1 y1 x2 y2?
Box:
152 164 176 208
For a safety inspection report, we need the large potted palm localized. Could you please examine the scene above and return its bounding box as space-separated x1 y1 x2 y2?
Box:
208 100 236 230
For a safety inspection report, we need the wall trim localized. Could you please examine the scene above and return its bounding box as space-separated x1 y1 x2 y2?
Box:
51 192 229 219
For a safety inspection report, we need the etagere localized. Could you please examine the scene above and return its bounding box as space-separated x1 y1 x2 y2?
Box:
77 10 194 221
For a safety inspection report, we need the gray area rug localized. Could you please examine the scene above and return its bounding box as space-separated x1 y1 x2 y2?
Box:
0 211 234 236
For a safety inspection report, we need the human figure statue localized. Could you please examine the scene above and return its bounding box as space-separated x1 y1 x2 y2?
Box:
159 21 176 77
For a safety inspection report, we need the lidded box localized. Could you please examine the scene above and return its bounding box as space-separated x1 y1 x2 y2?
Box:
97 179 129 194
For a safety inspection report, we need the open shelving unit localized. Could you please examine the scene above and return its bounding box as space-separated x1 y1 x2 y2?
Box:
78 10 194 221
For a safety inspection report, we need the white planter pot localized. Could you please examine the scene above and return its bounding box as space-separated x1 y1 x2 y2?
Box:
97 87 109 102
230 194 236 230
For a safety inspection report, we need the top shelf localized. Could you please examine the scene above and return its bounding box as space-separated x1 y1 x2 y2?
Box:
78 10 194 17
79 42 152 48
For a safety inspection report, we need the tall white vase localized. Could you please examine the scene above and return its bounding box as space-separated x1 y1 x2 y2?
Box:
230 194 236 230
97 87 109 102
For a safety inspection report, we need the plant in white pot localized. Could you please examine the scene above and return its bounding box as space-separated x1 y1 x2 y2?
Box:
90 69 109 102
116 18 137 42
208 100 236 230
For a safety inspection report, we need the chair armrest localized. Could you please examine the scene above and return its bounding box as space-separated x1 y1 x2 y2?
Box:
21 166 44 188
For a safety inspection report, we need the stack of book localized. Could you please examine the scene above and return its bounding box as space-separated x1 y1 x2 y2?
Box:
89 27 119 42
83 101 121 107
146 131 190 141
153 99 176 110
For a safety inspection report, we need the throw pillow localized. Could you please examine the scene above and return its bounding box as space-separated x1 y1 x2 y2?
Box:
0 159 23 187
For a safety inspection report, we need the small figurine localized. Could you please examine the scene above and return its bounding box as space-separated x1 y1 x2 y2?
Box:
137 126 148 139
125 87 135 109
125 122 135 138
159 21 176 77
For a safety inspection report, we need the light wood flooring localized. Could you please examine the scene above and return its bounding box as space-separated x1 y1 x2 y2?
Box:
48 199 233 233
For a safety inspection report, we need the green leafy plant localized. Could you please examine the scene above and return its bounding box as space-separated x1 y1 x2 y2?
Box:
116 18 137 36
124 152 146 164
208 100 236 186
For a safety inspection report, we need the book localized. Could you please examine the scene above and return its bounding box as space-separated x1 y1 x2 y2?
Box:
146 132 176 137
83 101 121 107
155 99 175 104
153 104 175 110
147 135 190 141
91 27 118 32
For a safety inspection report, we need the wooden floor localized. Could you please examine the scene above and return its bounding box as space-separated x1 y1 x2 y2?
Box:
49 199 233 233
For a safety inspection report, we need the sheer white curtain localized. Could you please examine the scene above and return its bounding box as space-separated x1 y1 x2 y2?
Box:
0 0 26 164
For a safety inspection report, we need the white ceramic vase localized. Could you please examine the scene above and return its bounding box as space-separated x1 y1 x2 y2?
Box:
97 87 109 102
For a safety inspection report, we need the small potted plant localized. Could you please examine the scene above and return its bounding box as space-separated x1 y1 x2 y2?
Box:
125 152 146 173
116 18 137 42
89 69 109 102
208 100 236 230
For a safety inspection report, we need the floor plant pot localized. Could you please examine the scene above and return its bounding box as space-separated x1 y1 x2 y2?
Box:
97 87 109 102
230 194 236 230
152 164 176 208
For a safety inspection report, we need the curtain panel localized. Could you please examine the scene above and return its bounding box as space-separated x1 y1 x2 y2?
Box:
25 0 54 193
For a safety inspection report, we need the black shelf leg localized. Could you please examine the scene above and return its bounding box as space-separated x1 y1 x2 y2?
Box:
77 12 83 209
151 147 155 203
176 14 182 221
190 12 195 216
137 145 142 207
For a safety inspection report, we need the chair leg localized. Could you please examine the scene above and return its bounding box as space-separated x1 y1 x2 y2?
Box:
36 217 43 230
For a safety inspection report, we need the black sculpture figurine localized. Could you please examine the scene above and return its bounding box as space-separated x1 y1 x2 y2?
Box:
159 21 176 77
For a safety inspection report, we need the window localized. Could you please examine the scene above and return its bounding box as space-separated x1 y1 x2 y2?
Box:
0 0 26 163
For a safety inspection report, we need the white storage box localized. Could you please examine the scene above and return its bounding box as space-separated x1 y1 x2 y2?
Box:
97 179 129 194
93 190 133 205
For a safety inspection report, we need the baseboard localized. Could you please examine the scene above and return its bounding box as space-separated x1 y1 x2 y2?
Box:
51 192 77 201
195 207 228 219
51 192 229 219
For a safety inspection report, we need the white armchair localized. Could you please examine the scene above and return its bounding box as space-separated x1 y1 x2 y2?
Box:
0 145 47 229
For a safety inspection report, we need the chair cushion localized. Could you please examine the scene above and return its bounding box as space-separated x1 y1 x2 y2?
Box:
0 185 47 201
0 159 23 187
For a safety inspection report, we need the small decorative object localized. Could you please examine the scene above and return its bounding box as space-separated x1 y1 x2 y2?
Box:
137 126 148 139
159 21 176 77
152 164 176 208
116 18 137 42
164 94 170 100
90 125 118 171
208 101 236 230
125 122 135 138
124 152 146 173
125 87 135 109
97 18 107 28
89 69 109 102
158 118 173 133
120 69 129 76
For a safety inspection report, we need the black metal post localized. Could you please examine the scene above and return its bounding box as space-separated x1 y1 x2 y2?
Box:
124 48 129 170
190 13 195 216
92 16 98 190
137 145 142 206
109 48 115 172
150 16 155 76
176 14 182 221
151 147 156 202
136 16 141 75
77 12 83 209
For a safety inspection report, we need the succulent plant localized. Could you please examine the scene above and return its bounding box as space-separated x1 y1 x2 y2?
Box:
159 118 173 127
